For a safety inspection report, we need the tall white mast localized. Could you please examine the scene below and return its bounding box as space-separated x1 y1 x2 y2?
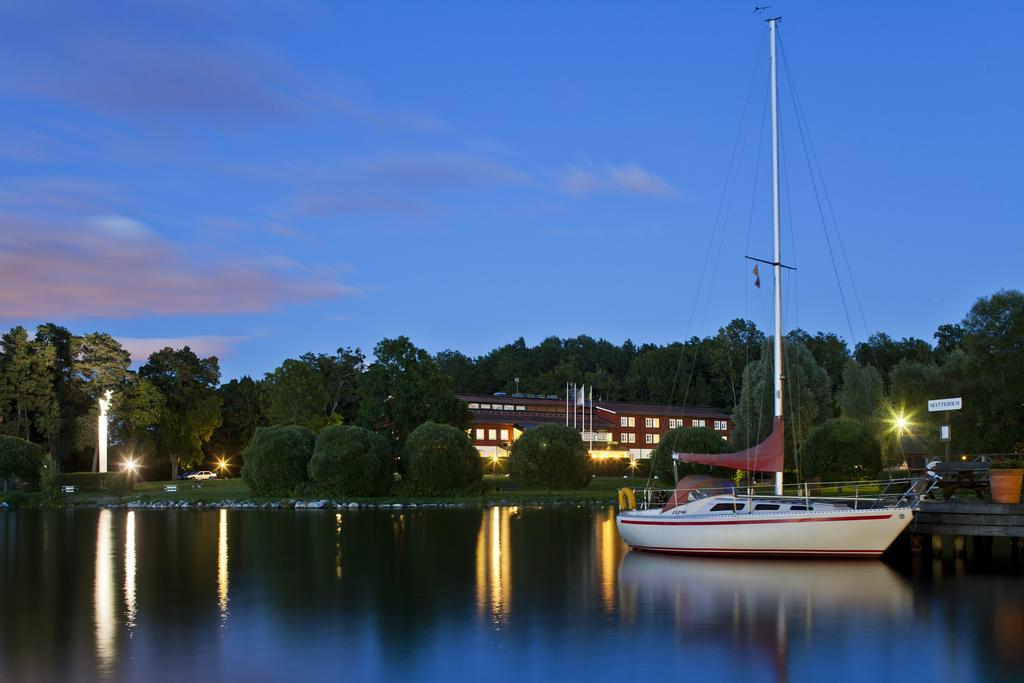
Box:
769 17 784 496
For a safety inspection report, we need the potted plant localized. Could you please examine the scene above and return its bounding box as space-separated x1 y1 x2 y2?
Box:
989 458 1024 504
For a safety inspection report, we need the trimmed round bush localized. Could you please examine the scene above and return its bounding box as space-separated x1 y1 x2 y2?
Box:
241 425 316 496
650 427 735 485
802 418 881 482
402 422 482 496
508 424 589 491
309 425 393 496
0 435 43 491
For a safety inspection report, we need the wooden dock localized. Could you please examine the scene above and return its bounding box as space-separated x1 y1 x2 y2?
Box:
907 500 1024 558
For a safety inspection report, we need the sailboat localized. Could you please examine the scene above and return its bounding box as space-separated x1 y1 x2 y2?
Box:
615 18 934 558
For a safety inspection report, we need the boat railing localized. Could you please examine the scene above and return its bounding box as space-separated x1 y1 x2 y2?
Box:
631 476 939 511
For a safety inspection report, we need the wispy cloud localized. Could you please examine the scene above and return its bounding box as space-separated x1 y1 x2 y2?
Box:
292 151 532 218
558 162 679 198
0 213 353 319
119 335 250 364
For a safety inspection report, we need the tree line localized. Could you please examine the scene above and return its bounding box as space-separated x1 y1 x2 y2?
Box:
0 289 1019 478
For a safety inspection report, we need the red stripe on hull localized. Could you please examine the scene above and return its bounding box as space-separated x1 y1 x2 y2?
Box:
620 513 893 527
633 546 884 558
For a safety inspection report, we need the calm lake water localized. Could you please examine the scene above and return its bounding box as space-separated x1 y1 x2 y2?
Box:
1 507 1021 682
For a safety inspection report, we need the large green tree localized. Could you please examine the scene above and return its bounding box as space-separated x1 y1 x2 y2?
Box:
207 376 267 460
0 326 58 444
705 319 765 410
944 289 1024 453
650 426 735 484
107 376 165 458
264 348 363 430
837 360 884 424
732 336 832 473
357 337 470 450
139 347 222 479
854 332 933 387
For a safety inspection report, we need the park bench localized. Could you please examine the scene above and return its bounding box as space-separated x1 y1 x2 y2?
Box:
931 460 990 500
163 484 178 493
60 485 77 494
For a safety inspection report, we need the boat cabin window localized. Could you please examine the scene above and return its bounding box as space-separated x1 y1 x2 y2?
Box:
790 505 810 511
710 503 744 512
754 503 780 511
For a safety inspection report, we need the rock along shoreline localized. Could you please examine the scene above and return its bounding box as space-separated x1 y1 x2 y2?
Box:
2 498 617 511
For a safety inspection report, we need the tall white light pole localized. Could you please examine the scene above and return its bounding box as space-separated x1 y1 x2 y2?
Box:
98 390 112 473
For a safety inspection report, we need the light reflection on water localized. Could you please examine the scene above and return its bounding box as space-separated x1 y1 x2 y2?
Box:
217 508 229 625
93 508 115 678
0 506 1021 682
124 511 136 634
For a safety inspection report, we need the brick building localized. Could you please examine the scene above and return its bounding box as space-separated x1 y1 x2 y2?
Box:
459 393 732 461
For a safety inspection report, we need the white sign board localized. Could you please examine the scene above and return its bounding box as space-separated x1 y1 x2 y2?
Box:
928 397 962 412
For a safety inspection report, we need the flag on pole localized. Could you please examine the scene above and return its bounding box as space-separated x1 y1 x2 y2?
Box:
577 385 586 407
752 264 761 289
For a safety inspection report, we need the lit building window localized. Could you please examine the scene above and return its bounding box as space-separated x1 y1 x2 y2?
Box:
692 419 706 428
621 432 629 442
468 403 480 409
481 404 491 410
714 420 728 431
475 429 485 440
652 418 660 428
653 433 660 444
500 429 509 441
504 404 514 411
645 434 653 444
628 417 636 427
488 429 497 440
516 405 526 411
620 416 628 427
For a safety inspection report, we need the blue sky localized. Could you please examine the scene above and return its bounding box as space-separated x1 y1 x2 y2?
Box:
1 1 1021 380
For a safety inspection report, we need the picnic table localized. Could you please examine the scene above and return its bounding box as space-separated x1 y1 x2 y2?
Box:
930 460 990 500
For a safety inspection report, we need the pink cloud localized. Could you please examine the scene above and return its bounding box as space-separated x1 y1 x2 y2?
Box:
559 163 679 198
0 214 353 319
119 335 249 364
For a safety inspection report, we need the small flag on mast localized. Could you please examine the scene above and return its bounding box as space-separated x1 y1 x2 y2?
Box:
752 264 761 289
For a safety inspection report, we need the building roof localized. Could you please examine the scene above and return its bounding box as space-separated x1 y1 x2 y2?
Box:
469 409 617 429
593 400 729 419
458 393 729 419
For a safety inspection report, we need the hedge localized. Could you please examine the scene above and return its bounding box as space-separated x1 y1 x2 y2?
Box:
309 425 393 497
649 427 736 485
55 471 134 494
802 418 882 482
0 436 44 491
402 422 482 496
508 424 590 491
241 425 316 496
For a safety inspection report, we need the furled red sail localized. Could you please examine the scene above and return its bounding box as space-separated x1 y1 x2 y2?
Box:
673 416 784 473
662 474 735 512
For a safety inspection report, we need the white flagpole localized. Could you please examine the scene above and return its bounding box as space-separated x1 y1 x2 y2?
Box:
573 383 577 429
589 385 593 452
565 382 569 426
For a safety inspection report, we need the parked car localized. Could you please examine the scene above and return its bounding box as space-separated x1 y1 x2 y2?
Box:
186 471 217 481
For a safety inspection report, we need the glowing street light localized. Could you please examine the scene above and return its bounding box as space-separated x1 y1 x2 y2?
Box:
894 414 909 435
215 457 232 478
885 405 914 438
121 457 138 476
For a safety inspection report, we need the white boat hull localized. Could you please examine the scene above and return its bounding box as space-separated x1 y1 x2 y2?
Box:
616 507 914 558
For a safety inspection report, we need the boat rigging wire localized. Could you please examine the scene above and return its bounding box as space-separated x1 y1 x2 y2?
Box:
645 30 768 491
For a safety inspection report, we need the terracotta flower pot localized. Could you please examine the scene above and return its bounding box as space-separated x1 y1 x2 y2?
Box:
990 469 1023 504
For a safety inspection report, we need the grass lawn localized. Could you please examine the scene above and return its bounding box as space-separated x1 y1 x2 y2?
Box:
30 475 653 507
